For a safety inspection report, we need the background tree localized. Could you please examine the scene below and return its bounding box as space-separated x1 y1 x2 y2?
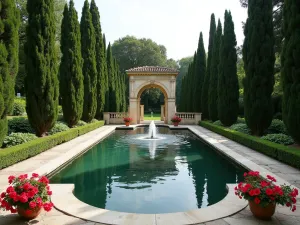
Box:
202 14 216 119
25 0 59 136
193 32 206 112
80 0 97 122
106 43 116 112
59 1 84 127
243 0 275 136
208 19 222 122
218 11 239 126
281 0 300 143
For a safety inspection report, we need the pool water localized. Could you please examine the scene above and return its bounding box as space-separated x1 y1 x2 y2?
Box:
50 127 245 214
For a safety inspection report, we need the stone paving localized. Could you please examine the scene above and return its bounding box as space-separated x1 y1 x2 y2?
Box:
0 125 300 225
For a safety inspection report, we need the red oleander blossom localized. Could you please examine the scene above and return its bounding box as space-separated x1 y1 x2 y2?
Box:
171 116 182 123
0 173 53 214
235 171 298 211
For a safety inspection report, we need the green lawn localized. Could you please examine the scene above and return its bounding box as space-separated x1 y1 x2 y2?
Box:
144 113 161 121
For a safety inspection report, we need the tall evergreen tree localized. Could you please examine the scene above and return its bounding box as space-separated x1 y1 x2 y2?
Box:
107 43 116 112
281 0 300 143
243 0 275 136
208 20 222 122
114 58 120 112
193 32 206 112
90 0 106 119
103 34 109 112
25 0 59 137
59 1 84 127
218 11 239 126
80 0 97 122
0 46 8 145
202 14 216 119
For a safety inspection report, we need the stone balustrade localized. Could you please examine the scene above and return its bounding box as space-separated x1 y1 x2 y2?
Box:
103 112 129 125
175 112 202 125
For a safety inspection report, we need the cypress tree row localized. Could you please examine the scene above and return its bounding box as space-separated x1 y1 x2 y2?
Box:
243 0 275 136
80 0 97 122
208 20 222 122
281 0 300 143
25 0 59 137
202 14 216 120
106 43 117 112
218 11 239 126
59 1 84 127
90 0 106 119
114 58 120 112
193 32 206 112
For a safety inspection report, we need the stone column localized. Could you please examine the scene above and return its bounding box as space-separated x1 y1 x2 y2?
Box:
167 98 176 125
161 105 165 121
129 98 138 124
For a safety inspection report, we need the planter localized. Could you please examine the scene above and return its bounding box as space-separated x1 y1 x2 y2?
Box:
125 122 130 126
249 201 276 220
17 207 42 220
173 122 179 127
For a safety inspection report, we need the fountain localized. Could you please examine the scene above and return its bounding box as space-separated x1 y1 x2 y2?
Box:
148 121 157 139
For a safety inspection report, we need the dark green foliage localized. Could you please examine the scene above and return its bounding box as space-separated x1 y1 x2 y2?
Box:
0 120 104 169
281 0 300 144
3 133 37 148
213 120 223 126
106 43 117 112
199 121 300 169
8 117 34 134
243 0 275 136
202 14 216 120
218 11 239 126
268 119 287 134
49 122 69 135
80 0 97 122
208 19 222 122
238 97 244 117
230 123 251 135
261 134 294 146
193 33 206 112
90 0 106 119
60 1 84 127
25 0 59 137
0 47 8 145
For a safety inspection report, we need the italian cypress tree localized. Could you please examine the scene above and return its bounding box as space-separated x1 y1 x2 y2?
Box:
202 14 216 120
193 32 206 112
114 58 120 112
80 0 97 122
90 0 106 119
59 1 84 127
107 43 116 112
243 0 275 136
218 11 239 126
281 0 300 143
25 0 59 137
0 45 8 145
103 34 109 112
208 20 222 122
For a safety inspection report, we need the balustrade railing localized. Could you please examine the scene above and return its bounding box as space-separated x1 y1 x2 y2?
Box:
104 112 129 124
175 112 202 125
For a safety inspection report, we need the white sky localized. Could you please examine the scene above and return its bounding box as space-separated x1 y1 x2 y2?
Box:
74 0 247 60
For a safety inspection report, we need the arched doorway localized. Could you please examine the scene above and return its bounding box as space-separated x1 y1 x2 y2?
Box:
126 66 179 124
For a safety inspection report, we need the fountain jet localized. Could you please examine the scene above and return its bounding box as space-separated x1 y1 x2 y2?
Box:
148 121 157 139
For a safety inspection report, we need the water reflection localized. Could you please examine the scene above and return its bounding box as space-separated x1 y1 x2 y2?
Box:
50 127 245 214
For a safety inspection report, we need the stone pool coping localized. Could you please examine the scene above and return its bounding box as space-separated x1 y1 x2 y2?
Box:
51 183 247 225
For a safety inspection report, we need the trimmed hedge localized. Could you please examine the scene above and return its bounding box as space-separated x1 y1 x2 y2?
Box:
0 121 105 169
199 121 300 169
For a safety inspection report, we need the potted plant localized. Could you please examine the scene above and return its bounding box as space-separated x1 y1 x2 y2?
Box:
235 171 298 220
0 173 54 220
171 116 182 126
123 117 132 126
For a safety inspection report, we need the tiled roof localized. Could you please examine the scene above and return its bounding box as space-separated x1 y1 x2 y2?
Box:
126 66 179 73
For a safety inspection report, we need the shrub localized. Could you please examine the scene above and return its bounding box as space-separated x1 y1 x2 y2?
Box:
213 120 223 126
11 99 26 116
236 117 246 124
76 120 87 127
267 119 287 134
230 123 251 135
8 117 34 134
48 122 69 135
261 134 294 146
58 105 63 114
90 118 99 123
3 133 37 147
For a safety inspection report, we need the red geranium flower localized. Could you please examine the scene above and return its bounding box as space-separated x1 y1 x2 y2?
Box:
266 188 273 196
254 197 261 204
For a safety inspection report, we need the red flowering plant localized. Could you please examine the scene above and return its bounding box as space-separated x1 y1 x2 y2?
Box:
235 171 298 212
0 173 53 214
171 116 182 123
123 117 132 122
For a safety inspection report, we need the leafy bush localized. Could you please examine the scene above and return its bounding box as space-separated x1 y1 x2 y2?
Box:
48 122 69 135
90 119 99 123
8 117 34 134
3 133 37 147
213 120 223 126
268 119 287 134
230 123 251 134
11 99 26 116
236 117 246 124
58 105 63 114
261 134 294 146
199 121 300 169
0 121 105 169
76 120 87 127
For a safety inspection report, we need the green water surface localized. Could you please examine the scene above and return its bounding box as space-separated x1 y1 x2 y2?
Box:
50 127 245 214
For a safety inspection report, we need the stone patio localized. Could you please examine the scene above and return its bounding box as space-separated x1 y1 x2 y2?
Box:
0 125 299 225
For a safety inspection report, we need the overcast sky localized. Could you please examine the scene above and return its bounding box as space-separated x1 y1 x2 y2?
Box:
74 0 247 61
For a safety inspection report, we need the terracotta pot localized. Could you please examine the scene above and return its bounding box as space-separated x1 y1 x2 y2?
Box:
173 122 179 126
125 121 130 126
17 207 42 220
249 201 276 220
